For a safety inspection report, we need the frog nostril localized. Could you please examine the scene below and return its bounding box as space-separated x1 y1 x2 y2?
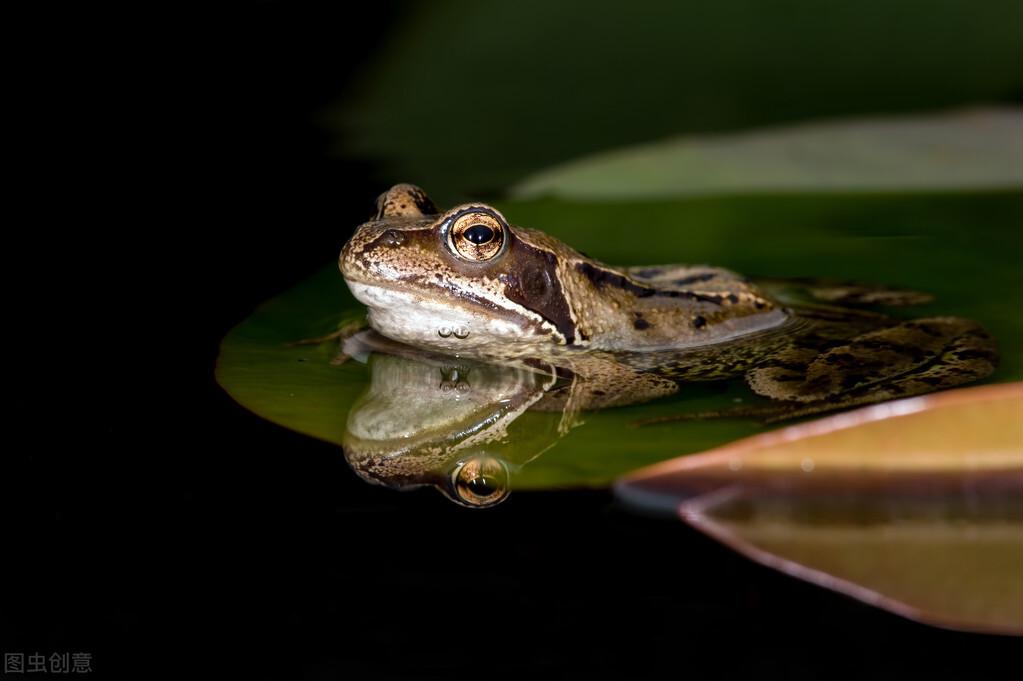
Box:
383 229 406 247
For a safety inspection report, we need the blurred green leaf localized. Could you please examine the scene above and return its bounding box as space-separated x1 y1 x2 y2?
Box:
331 0 1023 200
513 108 1023 199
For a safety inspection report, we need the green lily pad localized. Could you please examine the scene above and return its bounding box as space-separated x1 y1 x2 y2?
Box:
216 192 1023 491
513 108 1023 200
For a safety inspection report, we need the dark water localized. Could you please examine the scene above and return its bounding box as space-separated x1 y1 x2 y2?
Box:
21 3 1023 678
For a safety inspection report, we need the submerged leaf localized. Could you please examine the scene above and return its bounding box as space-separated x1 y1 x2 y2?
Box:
616 383 1023 635
513 108 1023 200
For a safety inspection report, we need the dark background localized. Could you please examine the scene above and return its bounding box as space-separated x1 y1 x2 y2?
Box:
10 2 1021 678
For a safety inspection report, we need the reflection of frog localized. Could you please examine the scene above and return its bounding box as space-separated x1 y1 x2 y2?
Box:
339 184 998 422
342 330 675 508
341 332 568 508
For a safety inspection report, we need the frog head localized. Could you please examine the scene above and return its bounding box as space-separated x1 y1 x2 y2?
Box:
340 184 584 354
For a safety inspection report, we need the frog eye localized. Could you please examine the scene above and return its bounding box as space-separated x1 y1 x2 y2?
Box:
448 456 510 508
446 208 507 262
463 224 494 244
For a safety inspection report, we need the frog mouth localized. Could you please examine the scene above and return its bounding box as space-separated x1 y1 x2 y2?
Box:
345 279 488 320
345 279 418 310
346 280 486 340
344 273 559 350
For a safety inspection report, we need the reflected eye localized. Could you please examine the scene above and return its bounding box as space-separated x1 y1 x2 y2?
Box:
449 456 510 508
447 209 507 262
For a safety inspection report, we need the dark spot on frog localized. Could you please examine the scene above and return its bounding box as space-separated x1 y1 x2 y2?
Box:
850 338 930 362
410 189 438 215
576 262 654 297
839 372 874 390
761 359 809 372
502 240 577 344
521 266 552 298
592 390 606 396
953 348 996 361
906 321 944 337
822 352 858 366
575 262 724 305
726 293 739 304
633 316 651 331
673 272 717 286
693 316 707 329
791 334 842 351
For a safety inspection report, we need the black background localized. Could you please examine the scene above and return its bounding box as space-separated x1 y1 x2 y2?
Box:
9 2 1021 678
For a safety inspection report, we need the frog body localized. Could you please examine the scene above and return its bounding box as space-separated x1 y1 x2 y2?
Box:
341 185 786 355
339 184 998 421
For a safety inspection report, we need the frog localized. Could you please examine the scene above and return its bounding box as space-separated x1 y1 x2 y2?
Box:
338 184 998 423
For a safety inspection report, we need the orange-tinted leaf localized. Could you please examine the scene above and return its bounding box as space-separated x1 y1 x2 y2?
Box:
617 383 1023 635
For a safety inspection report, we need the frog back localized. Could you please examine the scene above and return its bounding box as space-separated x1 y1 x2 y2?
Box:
560 261 789 352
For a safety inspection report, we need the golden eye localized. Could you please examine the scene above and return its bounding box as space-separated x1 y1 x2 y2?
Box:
447 209 506 262
449 456 510 508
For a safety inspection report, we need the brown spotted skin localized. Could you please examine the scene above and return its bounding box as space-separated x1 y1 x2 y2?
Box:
341 185 788 355
373 183 438 219
740 316 999 420
341 210 585 353
340 185 999 421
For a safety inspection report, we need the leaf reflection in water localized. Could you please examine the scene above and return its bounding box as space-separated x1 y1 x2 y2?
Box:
616 383 1023 635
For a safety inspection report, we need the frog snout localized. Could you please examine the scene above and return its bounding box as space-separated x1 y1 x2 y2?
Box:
340 223 416 280
338 235 358 275
339 225 382 278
